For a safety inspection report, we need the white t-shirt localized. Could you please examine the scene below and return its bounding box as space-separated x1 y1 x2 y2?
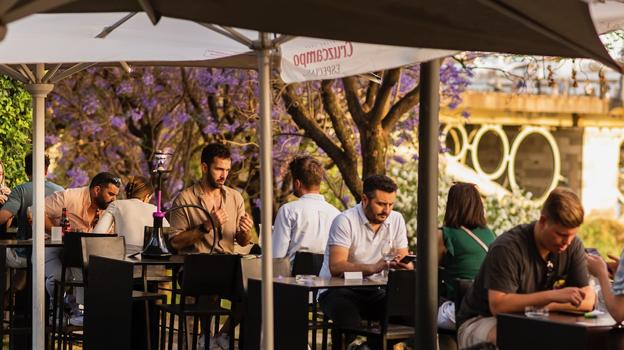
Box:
92 198 169 247
318 203 408 282
271 193 341 264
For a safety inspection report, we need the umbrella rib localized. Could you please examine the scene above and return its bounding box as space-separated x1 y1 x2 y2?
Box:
137 0 160 25
95 12 137 39
0 64 28 83
19 64 36 82
42 63 62 83
200 24 253 47
50 62 96 83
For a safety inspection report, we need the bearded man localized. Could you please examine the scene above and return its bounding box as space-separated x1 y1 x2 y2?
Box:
169 143 253 254
318 174 414 350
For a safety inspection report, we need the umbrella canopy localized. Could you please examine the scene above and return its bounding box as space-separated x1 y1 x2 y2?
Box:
20 0 616 72
0 12 455 82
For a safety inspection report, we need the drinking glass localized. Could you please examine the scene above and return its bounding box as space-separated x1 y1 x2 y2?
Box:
380 239 394 280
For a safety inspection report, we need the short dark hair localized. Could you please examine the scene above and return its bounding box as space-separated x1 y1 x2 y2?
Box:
289 156 324 188
24 153 50 177
363 175 397 199
90 172 121 189
443 182 487 229
201 143 231 167
541 187 584 228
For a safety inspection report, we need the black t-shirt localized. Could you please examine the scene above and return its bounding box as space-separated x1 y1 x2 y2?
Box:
456 222 589 327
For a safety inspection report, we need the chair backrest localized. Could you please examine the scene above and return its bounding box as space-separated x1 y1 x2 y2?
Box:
292 251 324 276
62 232 117 269
181 254 244 302
240 257 292 291
80 236 126 274
454 278 474 315
384 269 416 331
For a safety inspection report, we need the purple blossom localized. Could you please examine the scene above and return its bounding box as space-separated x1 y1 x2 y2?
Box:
111 116 125 128
45 134 60 146
116 81 133 95
143 72 155 86
67 168 89 188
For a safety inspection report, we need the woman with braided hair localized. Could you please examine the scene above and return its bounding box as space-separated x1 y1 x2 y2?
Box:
92 175 169 247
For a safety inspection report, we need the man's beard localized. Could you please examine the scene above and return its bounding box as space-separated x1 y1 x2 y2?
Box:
207 173 224 189
364 205 387 225
95 195 110 210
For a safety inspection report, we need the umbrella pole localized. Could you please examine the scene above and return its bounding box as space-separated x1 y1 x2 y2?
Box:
25 63 53 350
255 32 274 350
415 59 440 350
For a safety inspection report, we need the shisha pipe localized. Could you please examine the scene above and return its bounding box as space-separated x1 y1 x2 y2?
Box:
141 151 218 258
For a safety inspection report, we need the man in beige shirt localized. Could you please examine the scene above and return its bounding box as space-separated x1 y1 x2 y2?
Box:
169 143 253 349
169 143 253 254
44 172 121 326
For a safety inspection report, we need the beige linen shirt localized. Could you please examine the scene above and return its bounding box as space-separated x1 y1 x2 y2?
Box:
169 183 251 254
45 186 99 232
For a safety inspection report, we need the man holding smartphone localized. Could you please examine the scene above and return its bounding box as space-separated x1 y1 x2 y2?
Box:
318 175 413 350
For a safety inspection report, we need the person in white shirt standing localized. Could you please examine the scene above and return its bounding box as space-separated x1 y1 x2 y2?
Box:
272 156 341 265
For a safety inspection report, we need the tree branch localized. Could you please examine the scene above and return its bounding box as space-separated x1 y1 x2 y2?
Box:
321 80 357 159
363 78 380 112
342 76 366 128
370 68 401 125
382 83 420 132
277 80 347 166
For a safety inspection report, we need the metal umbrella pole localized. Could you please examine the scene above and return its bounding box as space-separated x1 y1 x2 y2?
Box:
24 63 54 350
415 58 440 350
255 32 275 350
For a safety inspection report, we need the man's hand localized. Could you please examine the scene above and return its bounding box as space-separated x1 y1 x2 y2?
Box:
550 287 586 307
607 253 620 278
587 253 609 279
211 208 229 228
236 213 253 246
368 259 387 275
0 194 7 205
389 255 415 270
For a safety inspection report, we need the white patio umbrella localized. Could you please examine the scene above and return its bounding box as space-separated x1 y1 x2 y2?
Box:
1 0 622 348
0 12 454 350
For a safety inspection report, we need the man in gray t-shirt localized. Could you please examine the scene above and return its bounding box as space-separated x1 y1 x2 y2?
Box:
457 188 595 349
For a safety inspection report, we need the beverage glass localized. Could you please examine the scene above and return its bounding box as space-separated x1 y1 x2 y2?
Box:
380 239 395 280
524 306 549 318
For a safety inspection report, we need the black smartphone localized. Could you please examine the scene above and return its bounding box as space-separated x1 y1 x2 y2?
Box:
585 247 601 257
400 254 417 264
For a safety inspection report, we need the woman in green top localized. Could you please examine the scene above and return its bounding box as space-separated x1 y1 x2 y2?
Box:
437 182 496 330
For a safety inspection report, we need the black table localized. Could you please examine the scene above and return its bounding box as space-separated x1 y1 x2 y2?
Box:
84 254 185 350
244 276 387 350
498 312 624 350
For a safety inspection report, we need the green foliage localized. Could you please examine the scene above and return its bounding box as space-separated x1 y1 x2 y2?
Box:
391 158 541 250
578 218 624 258
0 75 32 188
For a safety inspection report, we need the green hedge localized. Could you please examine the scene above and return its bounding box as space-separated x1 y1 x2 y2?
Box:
0 75 32 188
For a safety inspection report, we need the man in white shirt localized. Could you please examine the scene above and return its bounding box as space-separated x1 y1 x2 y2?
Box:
272 156 340 265
318 175 413 349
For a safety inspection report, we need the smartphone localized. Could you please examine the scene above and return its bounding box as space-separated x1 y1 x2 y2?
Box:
400 254 417 264
585 247 601 257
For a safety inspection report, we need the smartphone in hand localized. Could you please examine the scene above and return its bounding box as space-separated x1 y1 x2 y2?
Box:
585 248 601 257
399 254 417 264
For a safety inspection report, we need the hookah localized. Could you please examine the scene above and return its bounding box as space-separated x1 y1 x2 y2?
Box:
141 151 218 259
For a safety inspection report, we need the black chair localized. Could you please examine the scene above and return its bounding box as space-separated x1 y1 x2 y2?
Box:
157 254 244 350
332 270 416 350
82 236 167 349
50 232 116 349
292 251 324 276
292 251 327 349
